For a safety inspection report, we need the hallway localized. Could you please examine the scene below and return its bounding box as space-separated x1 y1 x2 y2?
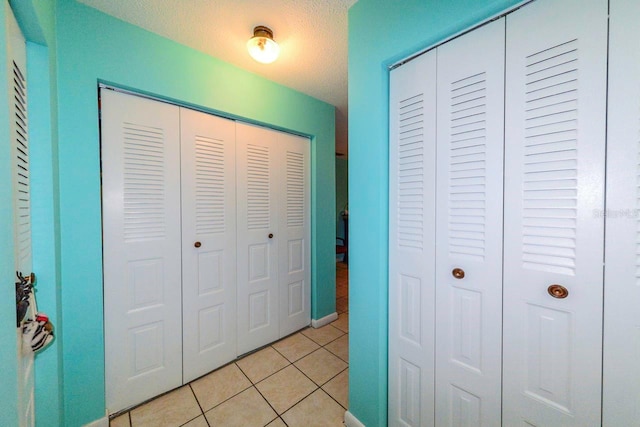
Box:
109 262 349 427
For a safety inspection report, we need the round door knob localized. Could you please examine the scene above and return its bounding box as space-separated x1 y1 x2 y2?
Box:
194 241 202 248
452 268 465 279
268 233 274 239
548 284 569 299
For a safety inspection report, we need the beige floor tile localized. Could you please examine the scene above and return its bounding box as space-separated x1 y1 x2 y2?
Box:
336 297 349 314
301 324 345 346
325 334 349 363
272 332 320 362
182 415 208 427
236 346 290 383
336 287 348 299
266 418 287 427
331 313 349 333
205 387 277 427
294 348 348 386
110 413 130 427
322 369 348 409
130 386 201 427
282 389 345 427
190 363 251 411
255 365 317 414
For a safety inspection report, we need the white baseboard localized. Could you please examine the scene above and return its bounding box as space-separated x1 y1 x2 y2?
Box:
83 414 108 427
344 410 366 427
311 312 338 328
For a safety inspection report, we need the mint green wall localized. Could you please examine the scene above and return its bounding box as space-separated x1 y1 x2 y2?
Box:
53 0 335 424
336 158 348 239
0 2 19 426
348 1 522 425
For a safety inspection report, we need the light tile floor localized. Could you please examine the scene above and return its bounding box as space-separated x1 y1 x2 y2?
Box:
110 261 349 427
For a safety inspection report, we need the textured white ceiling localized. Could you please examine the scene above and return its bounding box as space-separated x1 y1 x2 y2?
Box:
77 0 355 156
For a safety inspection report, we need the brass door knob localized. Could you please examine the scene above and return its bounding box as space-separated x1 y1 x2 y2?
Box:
452 268 465 279
548 284 569 299
268 233 274 239
194 241 202 248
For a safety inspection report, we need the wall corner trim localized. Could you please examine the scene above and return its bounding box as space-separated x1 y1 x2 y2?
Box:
311 312 338 328
344 410 366 427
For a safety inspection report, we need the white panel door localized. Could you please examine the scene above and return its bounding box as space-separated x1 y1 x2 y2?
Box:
102 90 182 412
180 108 237 383
603 1 640 424
277 132 311 337
435 18 505 427
503 0 607 425
388 50 437 427
236 122 280 355
6 5 34 425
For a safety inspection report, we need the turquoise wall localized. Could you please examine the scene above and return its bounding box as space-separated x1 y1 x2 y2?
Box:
53 0 335 424
348 1 522 425
336 157 348 240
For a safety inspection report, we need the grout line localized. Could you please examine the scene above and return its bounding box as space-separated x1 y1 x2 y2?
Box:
252 384 283 423
278 386 320 420
236 348 292 386
186 384 210 426
318 387 349 412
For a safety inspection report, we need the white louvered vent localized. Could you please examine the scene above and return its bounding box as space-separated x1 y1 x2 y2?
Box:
448 72 487 261
122 123 166 241
13 60 31 267
286 151 304 227
522 39 578 276
247 144 270 230
397 93 425 249
195 136 225 235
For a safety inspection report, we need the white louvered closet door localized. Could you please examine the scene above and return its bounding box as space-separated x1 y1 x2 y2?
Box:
102 90 182 412
277 132 311 337
7 4 34 426
603 1 640 425
388 50 437 427
180 108 237 383
236 122 280 355
502 0 607 425
434 18 505 427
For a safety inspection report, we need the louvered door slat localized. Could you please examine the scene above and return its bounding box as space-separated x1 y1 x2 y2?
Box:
503 1 607 425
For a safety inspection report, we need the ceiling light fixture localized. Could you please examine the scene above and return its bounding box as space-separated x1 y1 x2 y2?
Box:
247 25 280 64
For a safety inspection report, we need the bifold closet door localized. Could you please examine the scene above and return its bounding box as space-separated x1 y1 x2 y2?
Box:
503 0 607 425
434 18 505 427
236 123 281 354
603 0 640 424
388 50 437 427
277 132 311 337
7 5 34 425
102 90 182 412
236 123 311 355
180 108 237 383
